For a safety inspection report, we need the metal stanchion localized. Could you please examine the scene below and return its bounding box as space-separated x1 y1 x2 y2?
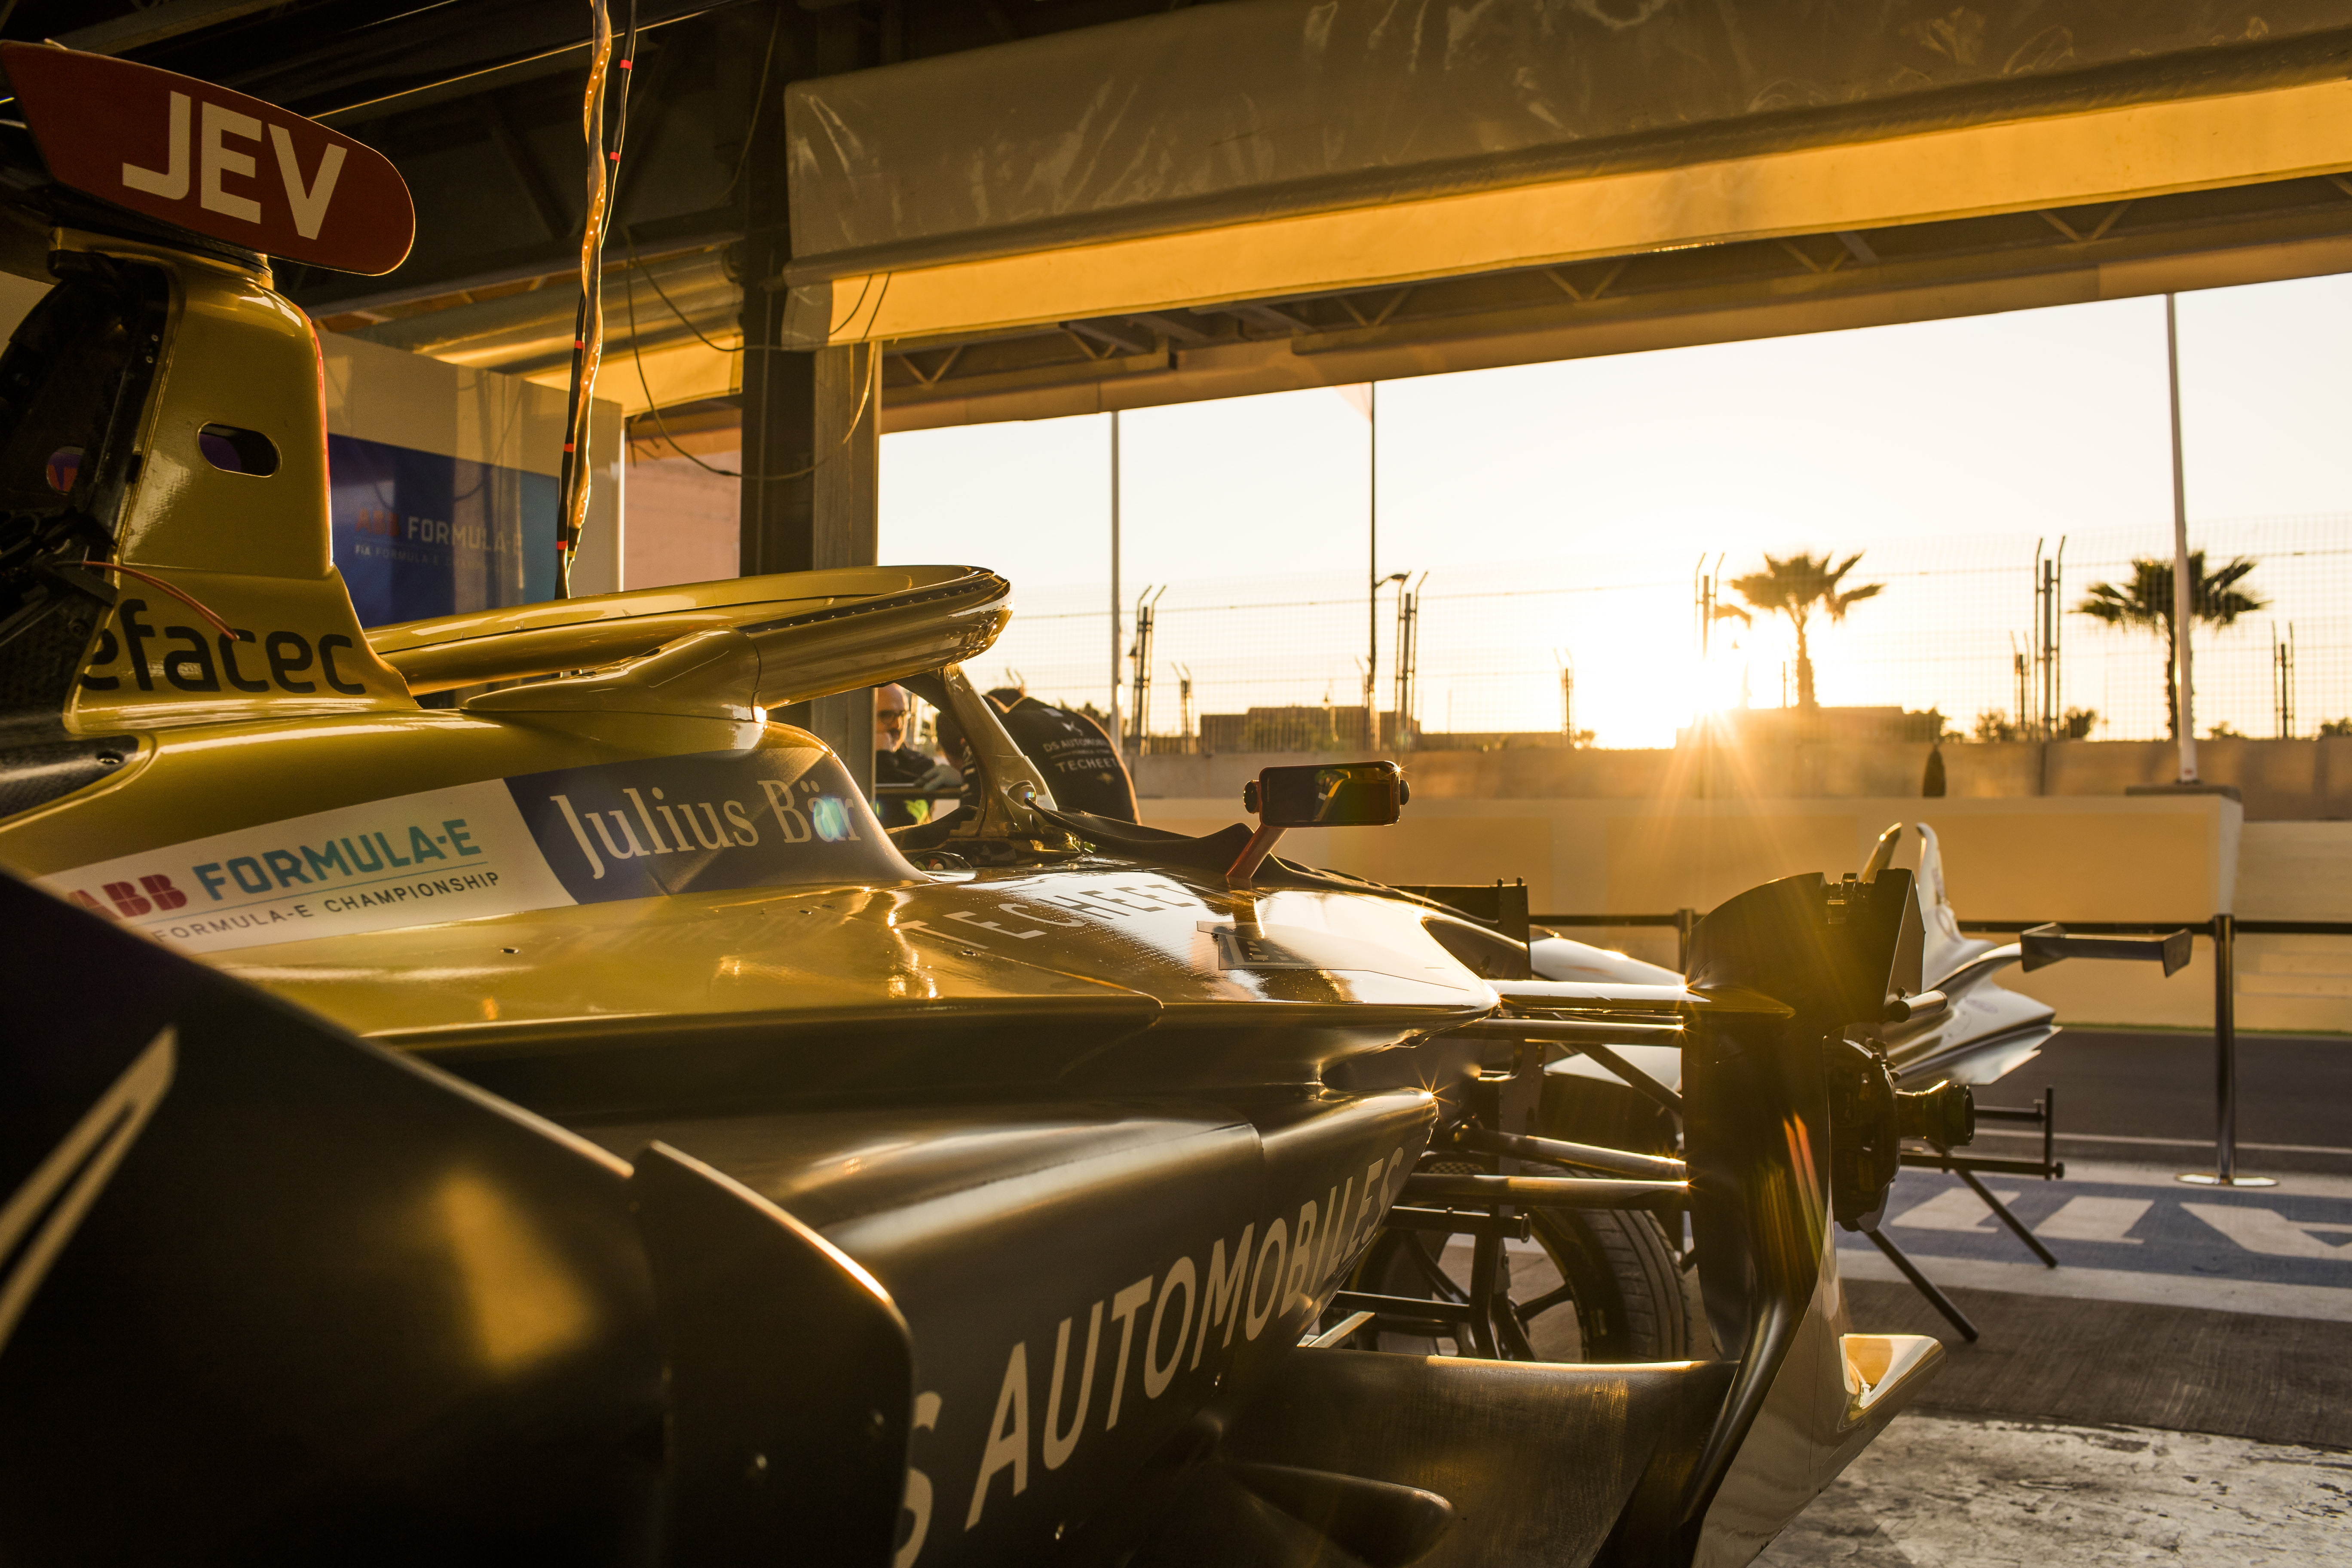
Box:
2179 912 2274 1188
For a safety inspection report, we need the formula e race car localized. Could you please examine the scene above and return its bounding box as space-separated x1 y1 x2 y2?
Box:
1 46 1991 1568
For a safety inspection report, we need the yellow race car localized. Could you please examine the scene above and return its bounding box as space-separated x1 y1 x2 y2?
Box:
0 45 1969 1568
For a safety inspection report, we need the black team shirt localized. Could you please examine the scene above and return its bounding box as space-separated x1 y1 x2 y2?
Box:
988 695 1138 822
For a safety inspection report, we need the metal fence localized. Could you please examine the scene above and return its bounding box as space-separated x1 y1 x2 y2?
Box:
965 515 2352 750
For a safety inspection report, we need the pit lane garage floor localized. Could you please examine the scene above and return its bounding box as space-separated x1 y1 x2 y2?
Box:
1772 1159 2352 1565
1462 1029 2352 1562
1755 1413 2351 1566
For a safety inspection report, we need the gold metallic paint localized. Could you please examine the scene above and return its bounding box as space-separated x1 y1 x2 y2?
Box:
0 708 767 874
86 236 330 580
1693 1229 1944 1568
69 568 412 730
373 566 1008 696
210 868 1491 1059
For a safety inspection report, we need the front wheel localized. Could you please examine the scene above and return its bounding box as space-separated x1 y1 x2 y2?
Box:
1341 1195 1697 1363
1526 1206 1692 1362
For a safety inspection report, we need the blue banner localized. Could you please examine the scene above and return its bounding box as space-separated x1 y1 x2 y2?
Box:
503 746 913 903
328 434 557 626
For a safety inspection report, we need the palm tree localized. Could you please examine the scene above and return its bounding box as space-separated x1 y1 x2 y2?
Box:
2076 553 2264 741
1717 551 1884 713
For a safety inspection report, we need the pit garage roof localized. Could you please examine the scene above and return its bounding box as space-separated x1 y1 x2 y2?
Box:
48 0 2352 434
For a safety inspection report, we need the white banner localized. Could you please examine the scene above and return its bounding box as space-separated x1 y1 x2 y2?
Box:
42 779 574 954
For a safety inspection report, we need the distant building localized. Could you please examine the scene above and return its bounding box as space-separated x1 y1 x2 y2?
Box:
1197 706 1412 753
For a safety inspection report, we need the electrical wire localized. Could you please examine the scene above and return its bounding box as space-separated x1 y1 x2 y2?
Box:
554 0 636 598
625 279 884 482
716 8 783 202
621 227 736 355
592 8 888 493
622 260 739 479
77 560 234 637
621 262 887 485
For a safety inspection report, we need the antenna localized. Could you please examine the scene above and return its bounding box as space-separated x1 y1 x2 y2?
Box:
1128 585 1165 751
1556 649 1577 744
2032 536 2067 738
2009 630 2027 735
2053 536 2067 738
1695 552 1728 657
2274 620 2296 738
1391 571 1424 753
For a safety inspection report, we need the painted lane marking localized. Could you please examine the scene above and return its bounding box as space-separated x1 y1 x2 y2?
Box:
2023 1161 2352 1200
1864 1170 2352 1291
1972 1128 2352 1159
1835 1246 2352 1323
2181 1203 2352 1261
1890 1185 2021 1234
2034 1195 2153 1245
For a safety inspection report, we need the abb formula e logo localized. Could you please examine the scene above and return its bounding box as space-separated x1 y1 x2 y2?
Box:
0 43 413 276
67 873 189 921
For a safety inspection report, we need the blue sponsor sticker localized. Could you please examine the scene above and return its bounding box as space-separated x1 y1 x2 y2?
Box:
505 744 916 903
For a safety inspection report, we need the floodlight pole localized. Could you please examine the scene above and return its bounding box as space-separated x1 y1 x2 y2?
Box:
1366 383 1378 750
2165 294 2197 783
1109 409 1122 750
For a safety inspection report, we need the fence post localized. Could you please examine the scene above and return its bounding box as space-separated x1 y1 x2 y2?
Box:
2216 913 2237 1179
2179 912 2274 1188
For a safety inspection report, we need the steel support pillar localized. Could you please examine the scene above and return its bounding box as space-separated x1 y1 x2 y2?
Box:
736 4 879 795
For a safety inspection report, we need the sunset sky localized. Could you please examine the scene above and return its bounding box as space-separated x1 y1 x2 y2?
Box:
879 273 2352 746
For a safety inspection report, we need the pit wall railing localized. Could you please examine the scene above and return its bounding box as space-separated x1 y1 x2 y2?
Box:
1133 793 2325 1028
1537 909 2352 1185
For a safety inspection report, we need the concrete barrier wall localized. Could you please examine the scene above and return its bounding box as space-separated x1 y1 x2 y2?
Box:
1137 791 2347 1032
2236 822 2352 1034
1133 737 2352 821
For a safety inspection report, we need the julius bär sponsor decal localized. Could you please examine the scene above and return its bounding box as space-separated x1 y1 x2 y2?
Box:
43 747 914 952
508 746 910 902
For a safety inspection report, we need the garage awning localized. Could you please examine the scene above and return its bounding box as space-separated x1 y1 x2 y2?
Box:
777 0 2352 348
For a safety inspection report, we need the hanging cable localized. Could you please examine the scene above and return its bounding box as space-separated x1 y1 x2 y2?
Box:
554 0 637 598
622 258 887 484
716 7 783 202
622 227 738 354
623 259 740 480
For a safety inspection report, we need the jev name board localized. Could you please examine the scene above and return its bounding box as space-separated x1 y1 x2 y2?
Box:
0 43 413 275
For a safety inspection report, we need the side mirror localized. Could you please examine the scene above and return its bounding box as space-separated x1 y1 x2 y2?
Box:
1242 762 1409 827
1228 762 1408 886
